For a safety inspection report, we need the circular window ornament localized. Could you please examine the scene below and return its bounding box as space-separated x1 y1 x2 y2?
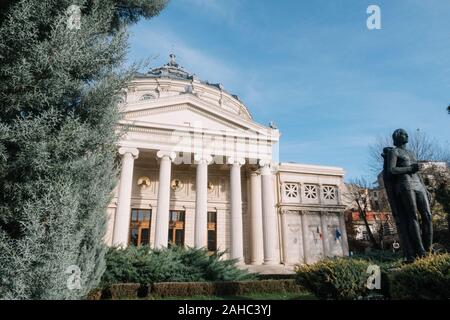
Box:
171 179 183 191
137 176 151 190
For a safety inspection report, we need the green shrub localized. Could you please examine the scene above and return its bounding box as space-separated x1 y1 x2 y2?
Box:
295 258 387 300
101 246 256 285
390 254 450 300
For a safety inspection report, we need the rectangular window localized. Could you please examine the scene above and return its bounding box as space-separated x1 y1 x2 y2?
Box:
130 228 138 246
207 212 217 252
168 210 185 247
207 211 216 223
140 228 150 245
129 208 152 246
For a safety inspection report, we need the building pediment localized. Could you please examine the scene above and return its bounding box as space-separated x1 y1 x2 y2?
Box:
123 103 245 132
121 94 278 138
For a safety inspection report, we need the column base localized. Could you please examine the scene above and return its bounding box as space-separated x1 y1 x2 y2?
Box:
263 260 280 266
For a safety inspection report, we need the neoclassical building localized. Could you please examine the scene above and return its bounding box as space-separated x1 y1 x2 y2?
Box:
105 55 349 271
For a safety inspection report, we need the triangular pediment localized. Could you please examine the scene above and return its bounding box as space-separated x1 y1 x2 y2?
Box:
124 104 244 131
121 94 272 134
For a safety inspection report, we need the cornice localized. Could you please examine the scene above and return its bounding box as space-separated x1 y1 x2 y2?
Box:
117 119 279 142
278 203 346 212
278 163 345 177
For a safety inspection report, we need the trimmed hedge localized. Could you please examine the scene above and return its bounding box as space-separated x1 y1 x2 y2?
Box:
212 280 301 296
104 283 142 300
390 254 450 300
295 258 388 300
257 274 297 280
95 279 303 299
152 282 215 297
86 288 102 300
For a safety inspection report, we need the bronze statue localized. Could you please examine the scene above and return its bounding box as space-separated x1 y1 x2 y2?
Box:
383 129 433 262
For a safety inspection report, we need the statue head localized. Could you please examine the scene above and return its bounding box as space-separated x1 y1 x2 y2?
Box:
392 128 408 147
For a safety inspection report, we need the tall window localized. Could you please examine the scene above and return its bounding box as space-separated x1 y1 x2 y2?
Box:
168 210 185 246
207 212 217 252
129 209 151 246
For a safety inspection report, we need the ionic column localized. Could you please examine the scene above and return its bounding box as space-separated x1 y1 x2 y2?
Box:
228 157 245 263
194 154 212 248
154 150 176 249
280 210 291 264
300 211 309 264
249 170 263 265
259 160 278 265
320 212 330 257
112 147 139 247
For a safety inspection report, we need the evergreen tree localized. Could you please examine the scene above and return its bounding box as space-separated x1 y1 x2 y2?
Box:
0 0 167 299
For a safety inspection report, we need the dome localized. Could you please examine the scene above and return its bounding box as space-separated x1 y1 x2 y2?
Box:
139 54 242 101
132 54 252 120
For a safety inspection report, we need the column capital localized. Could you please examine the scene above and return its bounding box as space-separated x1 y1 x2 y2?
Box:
118 147 139 159
259 160 272 175
258 159 271 168
194 153 213 164
157 150 176 161
227 156 245 166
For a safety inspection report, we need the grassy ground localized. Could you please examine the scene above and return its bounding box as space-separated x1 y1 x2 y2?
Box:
146 291 317 300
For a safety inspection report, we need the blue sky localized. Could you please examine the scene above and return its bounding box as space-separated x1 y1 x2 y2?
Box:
126 0 450 180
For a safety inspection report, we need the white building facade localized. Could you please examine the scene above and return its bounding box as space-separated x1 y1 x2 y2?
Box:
105 55 349 271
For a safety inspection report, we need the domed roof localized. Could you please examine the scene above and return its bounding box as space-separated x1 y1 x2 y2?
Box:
137 54 241 102
147 53 192 80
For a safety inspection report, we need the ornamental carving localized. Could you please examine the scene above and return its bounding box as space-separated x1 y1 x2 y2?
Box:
207 181 215 193
304 184 318 200
322 185 336 200
284 183 299 199
137 176 151 190
171 179 183 191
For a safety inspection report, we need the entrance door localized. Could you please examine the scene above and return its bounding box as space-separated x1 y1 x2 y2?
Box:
168 210 185 246
129 208 152 246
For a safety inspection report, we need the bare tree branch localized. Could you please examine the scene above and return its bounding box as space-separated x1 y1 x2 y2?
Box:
344 177 381 249
368 130 450 174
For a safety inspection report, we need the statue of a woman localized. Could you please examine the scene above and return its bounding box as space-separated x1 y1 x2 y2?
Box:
384 129 433 262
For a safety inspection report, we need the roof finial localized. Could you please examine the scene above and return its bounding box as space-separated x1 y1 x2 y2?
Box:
169 53 176 64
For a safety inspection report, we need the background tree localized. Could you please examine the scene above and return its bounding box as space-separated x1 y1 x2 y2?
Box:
368 129 449 173
344 178 381 250
0 0 167 299
422 164 450 246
